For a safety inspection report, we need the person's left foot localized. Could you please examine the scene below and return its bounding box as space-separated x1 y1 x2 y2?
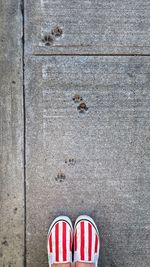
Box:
47 216 73 267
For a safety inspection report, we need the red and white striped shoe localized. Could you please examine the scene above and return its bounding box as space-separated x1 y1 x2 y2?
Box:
74 215 100 267
47 216 73 266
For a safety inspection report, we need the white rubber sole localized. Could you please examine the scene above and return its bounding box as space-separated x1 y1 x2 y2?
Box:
74 215 99 236
48 216 73 236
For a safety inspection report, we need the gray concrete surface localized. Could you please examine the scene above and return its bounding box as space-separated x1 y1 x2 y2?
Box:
25 0 150 55
0 0 24 266
0 0 150 267
25 56 150 267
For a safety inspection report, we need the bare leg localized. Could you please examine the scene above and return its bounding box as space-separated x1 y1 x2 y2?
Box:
52 264 71 267
75 262 94 267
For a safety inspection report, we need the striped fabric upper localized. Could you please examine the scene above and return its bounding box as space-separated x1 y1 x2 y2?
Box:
48 221 72 266
74 220 100 265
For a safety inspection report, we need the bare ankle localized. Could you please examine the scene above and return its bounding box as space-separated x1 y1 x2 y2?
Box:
75 262 94 267
52 263 71 267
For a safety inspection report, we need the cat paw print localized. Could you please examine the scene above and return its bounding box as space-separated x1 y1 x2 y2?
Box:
55 172 66 183
51 26 63 37
65 158 76 166
77 102 88 113
72 94 88 113
72 94 83 103
42 26 63 46
42 33 54 46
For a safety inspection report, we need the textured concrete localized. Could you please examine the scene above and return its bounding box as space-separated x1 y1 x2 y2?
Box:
25 0 150 55
1 0 150 266
25 56 150 267
0 0 24 266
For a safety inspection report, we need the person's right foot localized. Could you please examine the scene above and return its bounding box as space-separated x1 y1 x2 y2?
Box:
74 215 100 267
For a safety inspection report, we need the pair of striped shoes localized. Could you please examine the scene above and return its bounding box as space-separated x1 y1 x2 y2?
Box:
48 215 100 267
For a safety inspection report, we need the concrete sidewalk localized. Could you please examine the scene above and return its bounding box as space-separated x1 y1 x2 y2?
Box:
0 0 150 267
25 56 150 267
